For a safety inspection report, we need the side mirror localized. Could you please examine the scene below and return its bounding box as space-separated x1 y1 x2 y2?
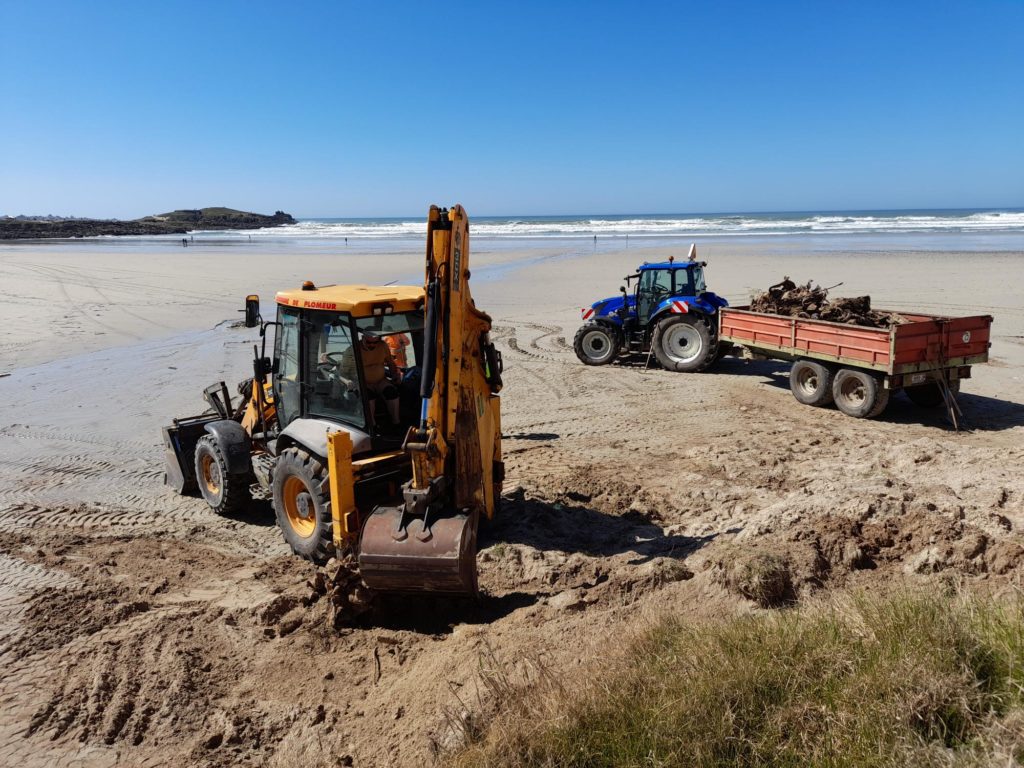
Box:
619 285 627 295
244 295 260 328
253 355 273 382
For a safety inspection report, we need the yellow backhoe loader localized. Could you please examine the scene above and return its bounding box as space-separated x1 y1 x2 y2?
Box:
162 205 503 594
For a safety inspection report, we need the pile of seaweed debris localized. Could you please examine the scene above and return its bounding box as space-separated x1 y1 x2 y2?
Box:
751 278 908 328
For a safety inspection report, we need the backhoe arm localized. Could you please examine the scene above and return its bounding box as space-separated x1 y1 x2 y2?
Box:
358 205 503 594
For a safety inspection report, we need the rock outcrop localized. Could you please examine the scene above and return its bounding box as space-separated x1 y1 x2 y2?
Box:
0 207 296 239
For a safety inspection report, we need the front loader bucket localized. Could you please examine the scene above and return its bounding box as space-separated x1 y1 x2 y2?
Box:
162 414 221 494
358 506 478 595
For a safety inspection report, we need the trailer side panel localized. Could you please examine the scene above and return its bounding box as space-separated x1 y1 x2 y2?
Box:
719 307 992 375
892 314 992 373
719 308 892 371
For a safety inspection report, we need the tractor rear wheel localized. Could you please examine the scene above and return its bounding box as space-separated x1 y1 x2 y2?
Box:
832 368 890 418
789 360 835 407
652 315 716 372
272 448 334 564
574 323 619 365
194 435 251 515
905 380 959 407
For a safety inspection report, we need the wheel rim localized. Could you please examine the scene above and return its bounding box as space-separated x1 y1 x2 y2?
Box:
282 475 316 538
796 367 820 396
662 323 703 364
200 453 221 496
838 376 867 406
581 329 613 362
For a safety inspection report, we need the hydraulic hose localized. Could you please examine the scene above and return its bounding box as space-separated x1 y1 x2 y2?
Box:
419 278 441 426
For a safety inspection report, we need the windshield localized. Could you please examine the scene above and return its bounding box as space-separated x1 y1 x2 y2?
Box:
305 311 366 428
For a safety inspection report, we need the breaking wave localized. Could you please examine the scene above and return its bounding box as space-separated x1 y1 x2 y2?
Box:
226 210 1024 240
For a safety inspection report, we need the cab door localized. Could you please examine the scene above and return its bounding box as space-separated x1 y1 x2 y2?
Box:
636 269 673 325
273 306 302 429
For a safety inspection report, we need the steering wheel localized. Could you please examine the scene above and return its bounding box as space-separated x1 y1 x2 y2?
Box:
322 351 346 366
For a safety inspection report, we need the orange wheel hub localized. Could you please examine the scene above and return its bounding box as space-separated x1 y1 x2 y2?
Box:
282 475 316 538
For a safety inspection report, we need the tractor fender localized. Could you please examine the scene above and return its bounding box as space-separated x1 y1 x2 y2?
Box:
651 304 712 330
203 420 252 475
652 294 726 319
277 418 373 462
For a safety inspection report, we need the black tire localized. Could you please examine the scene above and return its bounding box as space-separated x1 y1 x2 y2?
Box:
574 323 619 365
652 315 716 372
272 447 334 564
789 360 835 407
905 380 960 408
832 368 890 419
194 434 251 515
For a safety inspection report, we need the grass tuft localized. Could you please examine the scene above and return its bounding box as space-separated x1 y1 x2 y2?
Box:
452 590 1024 767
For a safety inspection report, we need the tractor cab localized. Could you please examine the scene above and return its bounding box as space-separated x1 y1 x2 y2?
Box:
259 282 426 456
628 257 708 327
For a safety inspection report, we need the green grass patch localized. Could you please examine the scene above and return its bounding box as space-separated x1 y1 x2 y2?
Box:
453 591 1024 767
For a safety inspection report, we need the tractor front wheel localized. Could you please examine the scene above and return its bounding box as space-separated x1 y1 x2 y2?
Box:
574 323 619 366
652 315 716 372
272 448 334 564
194 435 251 515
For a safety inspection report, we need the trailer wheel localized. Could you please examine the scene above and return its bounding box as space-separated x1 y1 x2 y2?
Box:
789 360 835 407
905 380 960 408
272 448 334 564
574 323 619 365
194 435 251 515
652 315 716 372
832 369 890 419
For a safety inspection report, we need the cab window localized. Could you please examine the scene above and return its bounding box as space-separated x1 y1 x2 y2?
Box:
637 269 673 319
355 312 424 370
674 269 695 295
273 306 302 429
305 312 366 428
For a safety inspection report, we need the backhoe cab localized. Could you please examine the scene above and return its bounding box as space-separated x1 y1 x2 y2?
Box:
163 205 503 595
574 244 729 372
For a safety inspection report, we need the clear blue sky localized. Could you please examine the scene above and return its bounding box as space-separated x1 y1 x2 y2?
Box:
2 1 1022 218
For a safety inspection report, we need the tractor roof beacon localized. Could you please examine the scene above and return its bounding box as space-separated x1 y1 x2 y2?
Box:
574 244 729 373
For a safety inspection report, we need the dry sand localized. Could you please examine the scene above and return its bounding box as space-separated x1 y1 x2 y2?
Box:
0 238 1022 767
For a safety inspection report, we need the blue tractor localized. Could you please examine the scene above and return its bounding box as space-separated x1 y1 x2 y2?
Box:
574 247 729 372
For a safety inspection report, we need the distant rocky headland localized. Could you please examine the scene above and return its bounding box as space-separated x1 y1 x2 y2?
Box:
0 207 296 239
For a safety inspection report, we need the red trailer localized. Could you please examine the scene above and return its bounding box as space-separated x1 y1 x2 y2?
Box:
718 307 993 418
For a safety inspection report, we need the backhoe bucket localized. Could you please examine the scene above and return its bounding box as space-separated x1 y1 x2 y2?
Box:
358 506 478 595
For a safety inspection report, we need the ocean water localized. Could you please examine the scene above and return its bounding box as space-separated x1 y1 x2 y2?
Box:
200 209 1024 252
267 209 1024 239
8 209 1024 253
